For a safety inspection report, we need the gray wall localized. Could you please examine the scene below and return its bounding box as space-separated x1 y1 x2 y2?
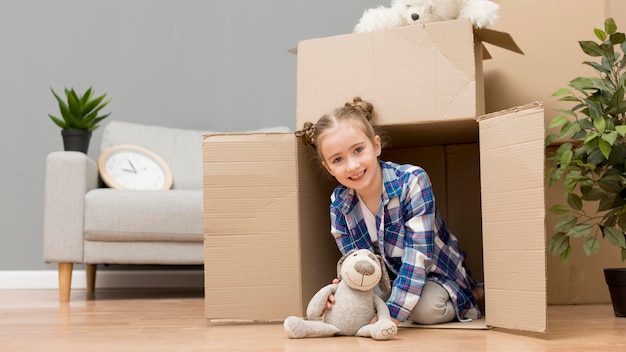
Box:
0 0 383 271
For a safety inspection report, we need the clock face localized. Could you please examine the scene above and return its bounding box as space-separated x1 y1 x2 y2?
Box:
98 145 173 190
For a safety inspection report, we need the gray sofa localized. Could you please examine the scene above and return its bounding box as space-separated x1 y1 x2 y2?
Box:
43 120 289 302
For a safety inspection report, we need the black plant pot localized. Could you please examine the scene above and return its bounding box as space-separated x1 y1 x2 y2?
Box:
61 129 92 154
604 268 626 317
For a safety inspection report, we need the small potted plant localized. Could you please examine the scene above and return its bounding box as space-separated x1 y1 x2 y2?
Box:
48 86 111 153
546 17 626 317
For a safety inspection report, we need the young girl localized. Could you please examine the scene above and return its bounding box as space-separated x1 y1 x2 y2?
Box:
295 97 483 326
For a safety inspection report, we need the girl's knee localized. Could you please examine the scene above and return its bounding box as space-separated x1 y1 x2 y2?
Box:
410 300 455 325
409 281 456 325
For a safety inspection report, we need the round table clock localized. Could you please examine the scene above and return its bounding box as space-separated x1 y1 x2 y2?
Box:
98 145 173 190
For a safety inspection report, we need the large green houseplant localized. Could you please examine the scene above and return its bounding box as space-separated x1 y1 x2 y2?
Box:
48 86 111 153
545 17 626 317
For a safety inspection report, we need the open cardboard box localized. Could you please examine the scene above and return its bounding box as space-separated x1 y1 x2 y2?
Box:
203 103 546 331
203 19 546 332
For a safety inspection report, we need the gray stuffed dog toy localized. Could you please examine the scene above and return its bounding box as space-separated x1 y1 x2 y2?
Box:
283 249 397 340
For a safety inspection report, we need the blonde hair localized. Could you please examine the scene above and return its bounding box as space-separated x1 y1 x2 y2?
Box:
295 97 385 161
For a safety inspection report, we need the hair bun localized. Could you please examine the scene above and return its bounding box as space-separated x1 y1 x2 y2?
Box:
294 121 317 147
347 96 374 122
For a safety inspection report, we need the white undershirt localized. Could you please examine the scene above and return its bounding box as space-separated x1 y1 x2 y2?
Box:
357 193 379 245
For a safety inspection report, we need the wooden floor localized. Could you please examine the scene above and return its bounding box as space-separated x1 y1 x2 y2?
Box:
0 289 625 352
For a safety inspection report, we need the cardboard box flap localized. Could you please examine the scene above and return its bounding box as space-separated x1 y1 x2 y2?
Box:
477 102 547 332
203 133 304 321
203 132 340 322
475 27 524 58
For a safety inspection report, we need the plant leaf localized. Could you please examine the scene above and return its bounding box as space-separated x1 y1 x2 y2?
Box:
554 215 577 233
560 121 580 138
587 148 606 165
548 204 570 214
566 223 595 238
579 40 604 57
584 131 599 145
547 115 569 129
583 236 600 256
567 193 583 211
616 125 626 136
605 17 617 35
610 85 625 113
610 32 626 45
601 130 619 145
598 138 612 159
552 88 572 96
48 114 68 129
548 232 569 255
604 226 626 248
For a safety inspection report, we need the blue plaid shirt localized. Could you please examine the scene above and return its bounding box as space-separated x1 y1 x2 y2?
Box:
330 161 481 322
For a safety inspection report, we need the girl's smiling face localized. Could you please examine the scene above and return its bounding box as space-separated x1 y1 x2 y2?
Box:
319 122 382 195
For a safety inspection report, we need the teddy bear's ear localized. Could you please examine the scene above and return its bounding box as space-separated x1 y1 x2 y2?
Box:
336 249 357 280
376 254 391 293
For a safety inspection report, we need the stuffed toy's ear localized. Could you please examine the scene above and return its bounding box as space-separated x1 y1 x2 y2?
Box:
376 254 391 293
336 249 357 280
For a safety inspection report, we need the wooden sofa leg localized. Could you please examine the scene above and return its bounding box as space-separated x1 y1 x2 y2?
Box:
85 264 97 293
58 263 73 303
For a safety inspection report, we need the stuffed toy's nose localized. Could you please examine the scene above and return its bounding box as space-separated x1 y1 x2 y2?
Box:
355 261 375 275
411 13 420 21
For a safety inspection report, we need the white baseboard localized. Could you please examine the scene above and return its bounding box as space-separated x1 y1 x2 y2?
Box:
0 270 204 290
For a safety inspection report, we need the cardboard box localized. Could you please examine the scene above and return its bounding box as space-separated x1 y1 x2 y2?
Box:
483 0 626 304
203 103 546 332
204 18 546 332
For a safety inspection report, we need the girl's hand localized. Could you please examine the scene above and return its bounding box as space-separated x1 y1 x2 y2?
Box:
472 286 485 301
326 279 339 310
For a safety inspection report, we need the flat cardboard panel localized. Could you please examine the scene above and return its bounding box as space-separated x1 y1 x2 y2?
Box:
203 133 302 321
478 103 546 332
203 133 339 321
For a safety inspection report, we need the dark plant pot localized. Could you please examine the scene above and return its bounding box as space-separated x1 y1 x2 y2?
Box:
604 268 626 317
61 129 92 154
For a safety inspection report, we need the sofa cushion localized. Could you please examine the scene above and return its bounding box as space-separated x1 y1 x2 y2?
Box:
84 189 203 242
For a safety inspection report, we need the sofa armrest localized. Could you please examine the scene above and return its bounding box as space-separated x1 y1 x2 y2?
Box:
43 151 99 263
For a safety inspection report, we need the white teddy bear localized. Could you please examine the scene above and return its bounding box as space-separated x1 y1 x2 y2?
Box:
354 0 500 33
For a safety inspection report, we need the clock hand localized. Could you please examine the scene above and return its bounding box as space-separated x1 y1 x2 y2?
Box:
127 158 137 173
121 168 135 173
